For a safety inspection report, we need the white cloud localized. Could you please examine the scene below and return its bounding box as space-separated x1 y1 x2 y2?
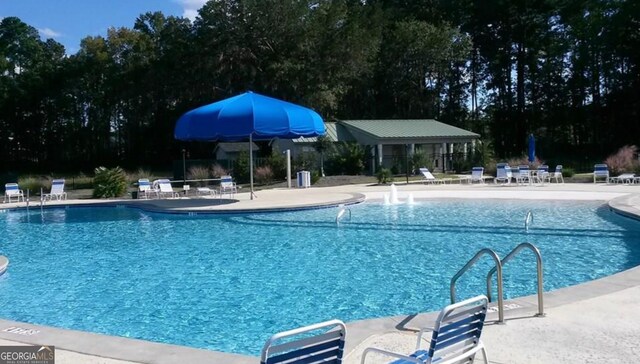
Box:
38 27 62 39
176 0 208 21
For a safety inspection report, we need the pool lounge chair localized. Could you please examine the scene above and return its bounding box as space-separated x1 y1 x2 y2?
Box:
219 175 237 198
609 173 635 184
464 167 490 184
516 165 531 185
43 179 67 201
196 186 217 197
361 295 489 364
261 319 346 364
593 164 609 183
537 165 550 184
494 163 512 185
154 179 180 198
419 168 448 184
138 179 158 199
3 183 24 203
552 165 564 183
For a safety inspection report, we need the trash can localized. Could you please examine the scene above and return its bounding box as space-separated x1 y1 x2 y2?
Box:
131 191 138 199
296 171 311 188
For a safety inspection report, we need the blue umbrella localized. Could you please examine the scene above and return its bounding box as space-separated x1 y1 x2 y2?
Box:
175 91 325 198
528 134 536 163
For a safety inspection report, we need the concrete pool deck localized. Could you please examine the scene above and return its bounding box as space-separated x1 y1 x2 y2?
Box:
1 181 640 363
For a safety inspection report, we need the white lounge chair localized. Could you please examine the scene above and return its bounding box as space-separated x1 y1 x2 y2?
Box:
43 179 67 201
219 175 237 198
609 173 635 184
261 319 346 364
516 165 531 185
593 164 609 183
3 183 24 203
464 167 489 184
154 179 179 198
419 168 447 184
138 178 158 199
537 165 550 184
196 187 217 197
552 165 564 183
361 295 489 364
494 163 512 185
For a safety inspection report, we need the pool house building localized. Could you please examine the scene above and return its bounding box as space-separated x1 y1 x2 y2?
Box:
276 119 480 173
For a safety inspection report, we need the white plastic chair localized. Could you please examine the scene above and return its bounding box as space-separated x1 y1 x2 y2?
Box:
361 295 489 364
43 179 67 201
593 164 609 183
3 183 24 203
219 175 237 198
138 178 158 199
494 163 512 185
552 165 564 183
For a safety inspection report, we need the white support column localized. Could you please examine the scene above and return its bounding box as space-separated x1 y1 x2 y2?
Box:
377 144 383 167
409 143 415 155
441 142 447 172
371 146 376 174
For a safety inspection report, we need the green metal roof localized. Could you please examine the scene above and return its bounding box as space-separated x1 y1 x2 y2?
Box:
338 119 479 139
292 122 339 143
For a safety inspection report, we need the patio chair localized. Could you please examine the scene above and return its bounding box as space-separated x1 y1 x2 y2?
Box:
494 163 512 185
465 167 489 184
219 175 238 198
609 173 635 184
419 168 447 184
361 295 489 364
154 179 180 199
43 179 67 201
260 319 346 364
516 165 531 185
593 164 609 183
537 165 550 184
196 187 217 197
552 165 564 183
3 183 25 203
138 178 158 199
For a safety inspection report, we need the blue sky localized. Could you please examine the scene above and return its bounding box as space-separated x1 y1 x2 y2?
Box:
0 0 207 54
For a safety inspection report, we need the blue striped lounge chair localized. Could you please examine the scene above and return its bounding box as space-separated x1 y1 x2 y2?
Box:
3 183 24 203
43 179 67 201
593 164 609 183
261 319 346 364
494 163 512 185
361 295 489 364
154 179 179 198
466 167 488 184
138 179 158 199
552 165 564 183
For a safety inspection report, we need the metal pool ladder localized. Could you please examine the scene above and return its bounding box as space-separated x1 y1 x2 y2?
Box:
450 242 544 323
335 205 351 225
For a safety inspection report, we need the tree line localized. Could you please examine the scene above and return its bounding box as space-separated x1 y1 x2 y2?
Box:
1 0 638 174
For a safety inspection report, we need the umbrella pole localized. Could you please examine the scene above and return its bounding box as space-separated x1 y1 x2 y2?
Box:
250 134 256 200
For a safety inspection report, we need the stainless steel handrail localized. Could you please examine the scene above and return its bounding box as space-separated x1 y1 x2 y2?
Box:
525 210 533 231
486 242 544 317
450 248 504 323
335 207 351 225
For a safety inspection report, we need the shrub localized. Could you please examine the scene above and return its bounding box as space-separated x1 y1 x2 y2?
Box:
411 151 431 173
233 151 250 183
93 166 128 198
126 168 152 183
210 164 228 178
562 167 575 178
310 170 321 185
506 155 544 169
604 145 639 175
17 175 48 194
187 166 210 186
254 166 273 184
326 142 365 175
267 149 287 180
376 168 394 184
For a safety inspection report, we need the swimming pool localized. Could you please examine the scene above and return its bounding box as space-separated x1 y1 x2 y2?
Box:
0 200 639 355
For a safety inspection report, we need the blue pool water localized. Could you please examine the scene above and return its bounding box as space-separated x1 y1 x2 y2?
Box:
0 200 639 355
